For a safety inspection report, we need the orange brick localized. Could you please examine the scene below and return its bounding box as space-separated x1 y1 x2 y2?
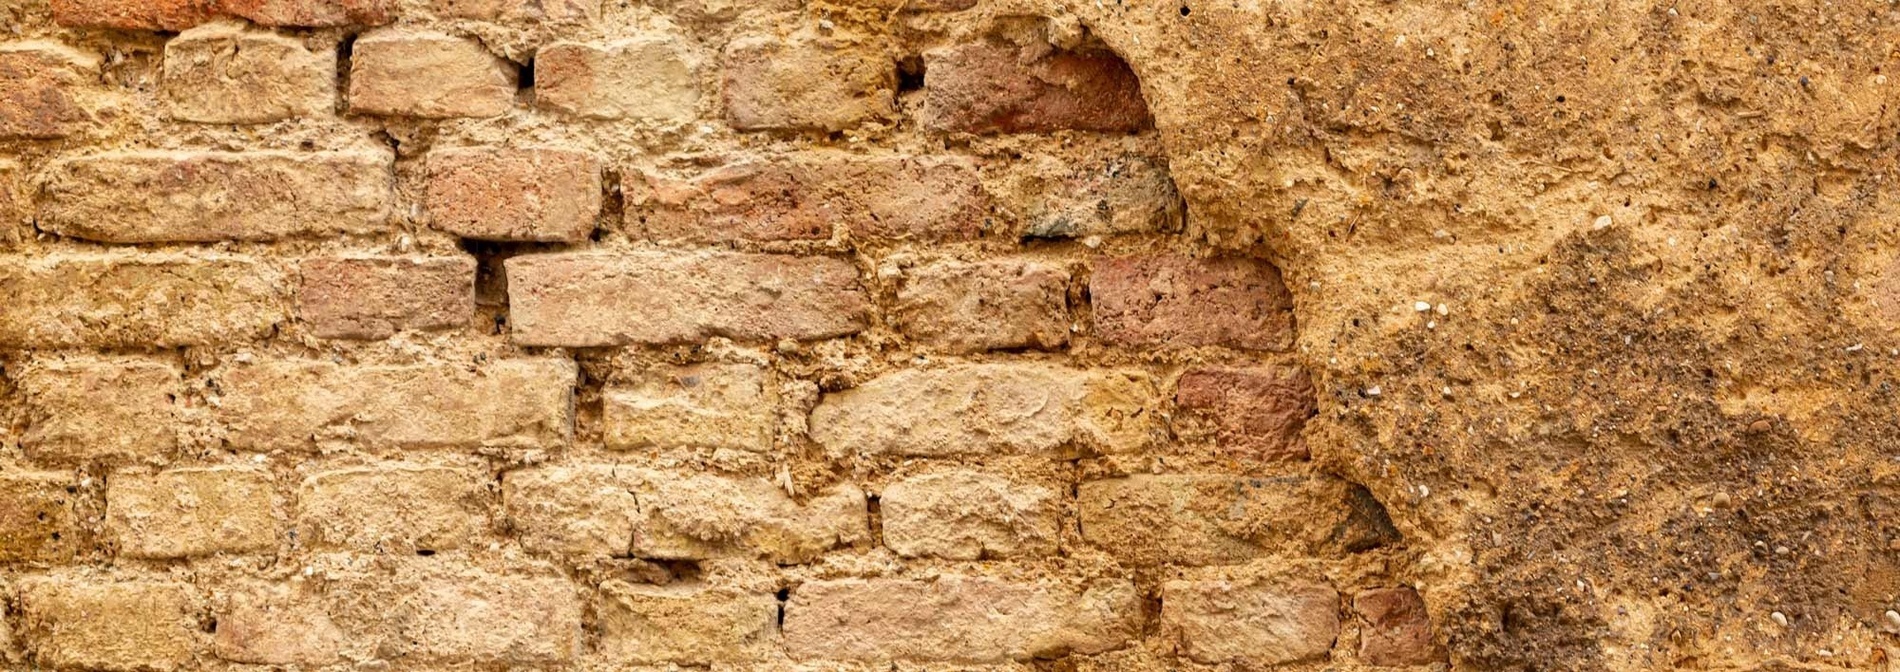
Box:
297 256 474 339
426 148 600 242
0 43 98 139
224 0 393 26
1090 254 1295 350
922 43 1151 134
348 31 516 118
535 38 696 121
722 35 893 132
49 0 220 31
1175 366 1315 460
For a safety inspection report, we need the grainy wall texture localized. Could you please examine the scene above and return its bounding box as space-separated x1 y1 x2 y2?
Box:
0 0 1893 670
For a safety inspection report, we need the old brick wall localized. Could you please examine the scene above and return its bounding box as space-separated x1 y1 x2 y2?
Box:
0 0 1436 670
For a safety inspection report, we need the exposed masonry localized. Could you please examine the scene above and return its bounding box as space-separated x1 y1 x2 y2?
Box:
0 1 1438 670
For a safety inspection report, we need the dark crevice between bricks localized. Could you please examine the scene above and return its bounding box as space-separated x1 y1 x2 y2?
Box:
334 33 357 115
897 55 926 93
864 492 883 548
1336 481 1403 553
515 57 535 106
776 588 790 629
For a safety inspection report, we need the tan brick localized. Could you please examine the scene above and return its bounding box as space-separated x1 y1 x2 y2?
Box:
597 581 777 665
106 467 278 559
1162 580 1339 665
923 43 1151 134
827 0 972 9
628 155 988 244
809 364 1159 458
50 0 220 30
0 254 287 348
1012 154 1184 239
722 35 894 132
297 256 474 339
426 148 599 242
534 38 697 121
880 471 1059 560
1077 474 1380 566
0 43 98 139
162 23 333 124
784 576 1140 662
348 31 515 118
604 363 775 454
436 0 593 20
17 357 180 464
298 465 486 553
322 562 580 664
225 0 394 26
17 579 199 672
0 472 85 564
1176 366 1314 460
38 151 393 243
503 465 866 562
1090 254 1295 350
216 358 575 451
506 251 869 346
895 259 1069 352
212 583 344 666
1355 587 1440 665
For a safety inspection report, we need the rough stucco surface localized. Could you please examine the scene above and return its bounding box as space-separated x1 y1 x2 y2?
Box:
1 0 1896 670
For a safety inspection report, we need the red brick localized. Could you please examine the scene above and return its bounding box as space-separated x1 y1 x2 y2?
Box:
298 256 474 339
0 254 287 348
722 35 894 132
50 0 221 30
0 43 97 139
426 148 599 242
1163 580 1339 664
783 576 1140 662
0 471 85 564
162 23 334 124
16 357 181 464
629 155 987 244
106 467 279 559
1090 254 1294 350
534 38 696 121
17 580 199 672
505 251 870 346
224 0 393 26
348 31 516 119
38 151 394 243
1355 587 1440 665
894 259 1069 352
216 358 575 451
1175 366 1315 460
922 43 1151 134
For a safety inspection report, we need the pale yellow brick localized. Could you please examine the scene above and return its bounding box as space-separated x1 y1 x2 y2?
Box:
0 471 85 563
880 471 1059 560
322 561 580 664
596 581 777 665
535 37 697 122
0 254 288 348
297 465 486 552
212 583 344 666
17 579 199 672
783 576 1140 663
162 21 333 123
16 357 180 464
1162 580 1340 664
38 152 392 243
603 363 775 454
106 467 278 559
348 30 515 118
809 364 1160 458
1076 474 1380 566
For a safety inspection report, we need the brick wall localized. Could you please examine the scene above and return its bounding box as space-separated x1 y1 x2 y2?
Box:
0 0 1437 669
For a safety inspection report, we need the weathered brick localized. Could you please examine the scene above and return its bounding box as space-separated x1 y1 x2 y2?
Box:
0 255 287 348
348 31 515 118
535 38 696 121
436 0 594 20
322 562 581 664
628 155 988 243
809 364 1159 458
1013 154 1184 239
1090 254 1295 350
923 43 1151 134
0 43 97 139
880 471 1059 560
297 256 474 339
826 0 973 9
50 0 219 31
17 579 198 672
503 465 866 562
894 259 1069 352
0 472 84 564
1355 587 1439 665
297 465 486 553
603 363 776 453
106 467 278 559
225 0 393 26
17 357 180 464
426 148 599 242
213 583 344 666
784 576 1140 662
722 35 894 132
38 151 393 243
1175 366 1315 460
597 581 777 665
1162 580 1339 665
216 358 574 450
162 23 333 124
506 251 869 346
1077 474 1383 566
